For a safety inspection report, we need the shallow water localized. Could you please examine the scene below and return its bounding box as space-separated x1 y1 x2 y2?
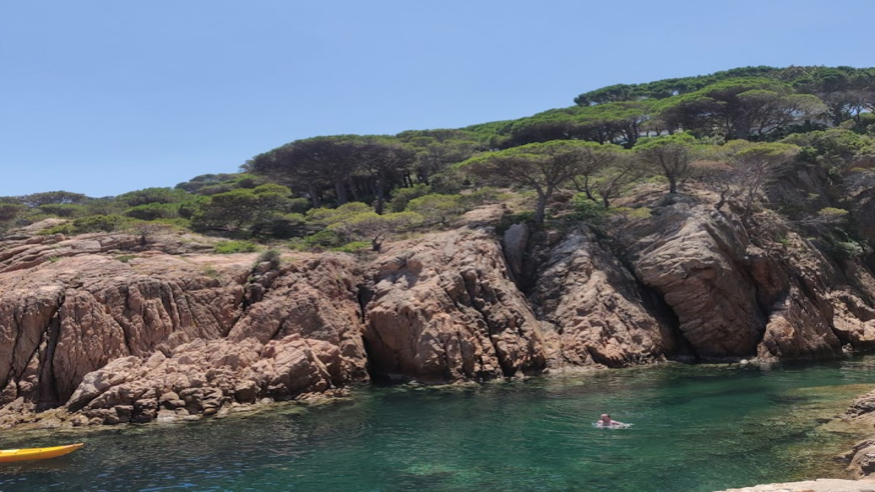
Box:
3 359 875 492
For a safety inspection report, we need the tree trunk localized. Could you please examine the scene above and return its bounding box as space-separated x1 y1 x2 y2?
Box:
334 180 348 205
535 190 548 224
348 175 360 201
375 171 386 215
308 182 322 208
668 176 678 194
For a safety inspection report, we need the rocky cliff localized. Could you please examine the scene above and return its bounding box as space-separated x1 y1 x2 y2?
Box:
4 189 875 433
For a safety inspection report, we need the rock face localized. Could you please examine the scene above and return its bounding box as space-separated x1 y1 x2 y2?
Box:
364 229 546 381
5 187 875 427
530 229 679 367
609 195 866 361
0 232 368 426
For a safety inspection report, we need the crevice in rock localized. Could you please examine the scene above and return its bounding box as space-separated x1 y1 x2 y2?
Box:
356 283 372 324
460 270 515 378
37 306 63 410
120 285 137 356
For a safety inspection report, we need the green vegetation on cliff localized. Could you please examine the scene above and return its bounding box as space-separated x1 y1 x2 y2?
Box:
2 65 874 254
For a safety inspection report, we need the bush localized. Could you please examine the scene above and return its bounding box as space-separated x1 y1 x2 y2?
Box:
252 213 307 239
610 206 652 220
406 194 466 226
42 214 130 235
331 241 371 253
301 230 344 249
257 249 282 269
459 187 500 208
569 194 609 221
37 203 89 218
125 203 180 221
214 240 259 254
388 184 432 212
115 187 190 206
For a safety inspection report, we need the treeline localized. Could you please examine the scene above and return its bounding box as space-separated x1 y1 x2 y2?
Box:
2 65 874 253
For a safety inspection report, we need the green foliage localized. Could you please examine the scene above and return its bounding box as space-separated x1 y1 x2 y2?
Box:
781 129 874 169
570 194 609 221
459 140 610 222
38 203 89 218
124 202 180 221
0 202 26 222
459 187 501 208
257 249 282 269
818 207 850 221
388 184 432 212
175 173 265 194
306 202 373 227
191 184 294 232
634 133 699 193
406 194 467 226
84 198 127 216
610 207 653 220
327 211 423 242
43 214 130 235
115 187 190 206
297 230 345 249
214 240 259 254
330 241 372 253
19 191 90 207
252 213 307 239
830 240 866 259
656 78 826 139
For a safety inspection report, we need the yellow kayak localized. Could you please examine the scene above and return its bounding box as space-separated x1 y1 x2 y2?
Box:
0 443 84 463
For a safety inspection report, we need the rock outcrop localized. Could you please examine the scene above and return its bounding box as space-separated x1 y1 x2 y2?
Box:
5 188 875 428
530 229 679 367
364 229 546 381
0 232 368 426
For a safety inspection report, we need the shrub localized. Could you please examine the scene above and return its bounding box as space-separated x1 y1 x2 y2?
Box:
406 194 466 226
459 187 500 208
42 214 130 235
257 249 282 269
331 241 371 253
37 203 89 218
115 187 190 207
214 240 259 254
301 230 344 249
388 184 432 212
610 206 652 220
252 213 307 239
125 202 180 221
569 194 609 221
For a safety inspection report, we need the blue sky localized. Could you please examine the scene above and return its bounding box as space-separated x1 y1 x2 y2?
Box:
2 1 873 197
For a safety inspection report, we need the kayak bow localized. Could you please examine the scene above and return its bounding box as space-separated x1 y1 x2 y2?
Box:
0 443 84 463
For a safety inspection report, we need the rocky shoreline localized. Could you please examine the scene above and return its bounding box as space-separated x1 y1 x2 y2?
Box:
4 191 875 479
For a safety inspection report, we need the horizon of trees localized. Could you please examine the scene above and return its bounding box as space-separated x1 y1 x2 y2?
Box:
2 65 874 247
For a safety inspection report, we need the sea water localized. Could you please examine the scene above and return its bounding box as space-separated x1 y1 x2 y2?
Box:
2 358 875 492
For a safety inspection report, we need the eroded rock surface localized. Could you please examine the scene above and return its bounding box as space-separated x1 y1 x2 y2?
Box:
530 229 679 368
5 191 875 429
0 231 368 426
364 229 546 381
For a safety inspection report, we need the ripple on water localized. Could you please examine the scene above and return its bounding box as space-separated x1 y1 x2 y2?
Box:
2 359 875 492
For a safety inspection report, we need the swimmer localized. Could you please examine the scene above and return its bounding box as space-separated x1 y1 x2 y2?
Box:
595 413 629 428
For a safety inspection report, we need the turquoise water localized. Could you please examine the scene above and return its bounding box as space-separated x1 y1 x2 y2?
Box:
3 359 875 492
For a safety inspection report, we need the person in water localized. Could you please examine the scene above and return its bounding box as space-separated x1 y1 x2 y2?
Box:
598 413 625 427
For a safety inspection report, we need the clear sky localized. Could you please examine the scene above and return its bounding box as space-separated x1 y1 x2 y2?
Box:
2 1 873 197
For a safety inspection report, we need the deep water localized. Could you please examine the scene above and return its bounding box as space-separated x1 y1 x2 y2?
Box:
3 359 875 492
